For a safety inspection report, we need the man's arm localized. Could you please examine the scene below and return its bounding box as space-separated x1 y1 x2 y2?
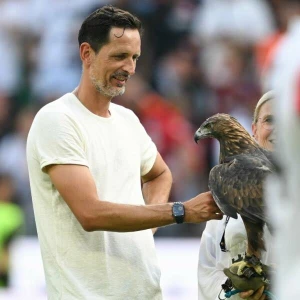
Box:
142 153 172 233
47 163 222 232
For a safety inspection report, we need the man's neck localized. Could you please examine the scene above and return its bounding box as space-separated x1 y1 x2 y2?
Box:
74 84 111 118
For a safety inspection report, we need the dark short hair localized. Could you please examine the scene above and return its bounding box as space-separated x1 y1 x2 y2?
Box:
78 5 143 53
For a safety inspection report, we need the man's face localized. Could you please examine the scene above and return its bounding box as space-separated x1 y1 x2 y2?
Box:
89 27 141 98
252 101 275 151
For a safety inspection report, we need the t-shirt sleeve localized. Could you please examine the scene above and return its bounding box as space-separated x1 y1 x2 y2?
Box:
30 110 89 171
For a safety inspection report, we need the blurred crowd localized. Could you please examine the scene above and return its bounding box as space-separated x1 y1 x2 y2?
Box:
0 0 289 285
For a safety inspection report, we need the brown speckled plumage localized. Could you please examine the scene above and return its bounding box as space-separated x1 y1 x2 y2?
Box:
194 114 275 256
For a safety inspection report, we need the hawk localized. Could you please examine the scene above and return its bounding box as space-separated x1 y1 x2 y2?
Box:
194 113 275 288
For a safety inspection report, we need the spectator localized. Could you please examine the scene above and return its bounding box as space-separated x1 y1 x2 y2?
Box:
0 173 24 288
0 106 36 235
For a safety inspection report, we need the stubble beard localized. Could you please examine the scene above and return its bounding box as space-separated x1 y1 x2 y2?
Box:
90 73 125 98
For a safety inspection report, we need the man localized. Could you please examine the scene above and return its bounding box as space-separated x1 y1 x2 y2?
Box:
26 6 222 300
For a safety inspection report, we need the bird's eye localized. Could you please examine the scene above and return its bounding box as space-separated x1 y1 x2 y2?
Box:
204 123 211 129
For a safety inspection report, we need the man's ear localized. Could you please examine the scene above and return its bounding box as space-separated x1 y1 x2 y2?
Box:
79 42 94 66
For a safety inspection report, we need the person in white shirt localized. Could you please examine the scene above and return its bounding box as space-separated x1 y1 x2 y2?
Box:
26 5 223 300
198 91 276 300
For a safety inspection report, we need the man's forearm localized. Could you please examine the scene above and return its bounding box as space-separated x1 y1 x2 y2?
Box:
81 201 175 232
76 191 221 232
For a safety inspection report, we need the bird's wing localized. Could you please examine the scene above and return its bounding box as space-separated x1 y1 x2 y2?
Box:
208 154 273 223
259 147 282 174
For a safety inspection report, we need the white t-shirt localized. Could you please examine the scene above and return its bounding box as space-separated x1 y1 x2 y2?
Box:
26 93 162 300
198 216 275 300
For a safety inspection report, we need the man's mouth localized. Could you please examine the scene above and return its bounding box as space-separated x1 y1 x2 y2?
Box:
112 74 129 87
113 75 127 81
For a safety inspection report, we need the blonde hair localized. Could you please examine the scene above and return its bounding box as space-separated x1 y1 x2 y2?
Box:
253 91 274 124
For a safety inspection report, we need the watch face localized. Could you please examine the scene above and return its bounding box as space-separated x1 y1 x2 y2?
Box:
173 204 184 216
173 202 185 224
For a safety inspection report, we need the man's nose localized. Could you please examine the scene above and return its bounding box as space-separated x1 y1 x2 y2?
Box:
122 59 136 76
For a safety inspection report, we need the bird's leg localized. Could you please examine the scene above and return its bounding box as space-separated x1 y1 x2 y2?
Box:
244 247 263 276
231 248 263 277
243 254 263 276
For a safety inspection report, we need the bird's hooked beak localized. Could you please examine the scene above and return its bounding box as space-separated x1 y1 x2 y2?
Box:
194 130 201 144
194 126 212 144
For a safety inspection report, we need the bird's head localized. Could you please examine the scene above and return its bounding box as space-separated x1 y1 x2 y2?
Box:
194 113 259 161
194 113 242 143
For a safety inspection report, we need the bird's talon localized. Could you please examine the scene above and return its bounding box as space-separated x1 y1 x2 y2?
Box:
244 255 263 275
244 255 261 266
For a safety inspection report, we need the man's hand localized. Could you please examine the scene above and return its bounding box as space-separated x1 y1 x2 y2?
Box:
184 191 223 223
239 286 266 300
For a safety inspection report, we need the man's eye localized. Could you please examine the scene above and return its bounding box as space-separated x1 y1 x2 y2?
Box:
115 55 125 60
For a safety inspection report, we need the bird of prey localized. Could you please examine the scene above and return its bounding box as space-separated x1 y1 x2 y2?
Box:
194 113 275 283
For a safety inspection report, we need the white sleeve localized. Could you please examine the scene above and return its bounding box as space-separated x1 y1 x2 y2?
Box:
198 221 230 300
30 110 89 171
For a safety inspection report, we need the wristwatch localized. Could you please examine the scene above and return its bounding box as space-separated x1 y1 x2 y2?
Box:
172 202 185 224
